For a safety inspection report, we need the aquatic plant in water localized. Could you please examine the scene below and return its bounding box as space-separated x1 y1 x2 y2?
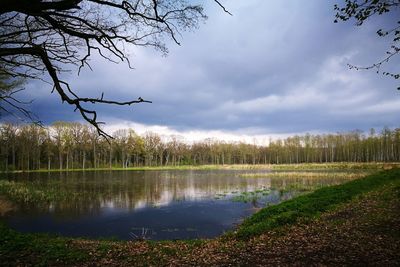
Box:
239 171 372 179
0 180 51 203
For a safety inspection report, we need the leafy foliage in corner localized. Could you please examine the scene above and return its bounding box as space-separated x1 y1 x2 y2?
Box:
334 0 400 88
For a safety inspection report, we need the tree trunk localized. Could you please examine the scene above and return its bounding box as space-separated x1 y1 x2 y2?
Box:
83 151 86 170
109 145 112 169
59 151 62 170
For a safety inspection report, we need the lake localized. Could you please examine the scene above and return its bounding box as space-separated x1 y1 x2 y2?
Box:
0 169 354 240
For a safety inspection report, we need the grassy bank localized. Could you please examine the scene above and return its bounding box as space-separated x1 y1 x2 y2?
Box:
1 162 399 173
0 168 399 266
0 224 89 266
234 168 400 239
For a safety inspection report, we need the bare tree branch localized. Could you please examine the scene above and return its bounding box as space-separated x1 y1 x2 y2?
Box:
214 0 233 16
334 0 399 88
0 0 231 138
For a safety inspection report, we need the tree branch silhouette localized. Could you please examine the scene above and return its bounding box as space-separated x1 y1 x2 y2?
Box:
0 0 230 138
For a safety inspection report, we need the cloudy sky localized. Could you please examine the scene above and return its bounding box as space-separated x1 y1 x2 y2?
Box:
10 0 400 142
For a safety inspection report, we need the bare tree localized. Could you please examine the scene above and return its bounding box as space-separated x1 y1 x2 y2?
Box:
0 0 230 137
334 0 400 88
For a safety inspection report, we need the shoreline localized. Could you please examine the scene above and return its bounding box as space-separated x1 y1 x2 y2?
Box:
0 168 399 265
1 162 399 174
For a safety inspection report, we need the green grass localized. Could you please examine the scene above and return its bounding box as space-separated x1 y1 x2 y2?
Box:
234 168 400 239
240 171 373 179
0 180 53 203
2 162 398 173
1 164 262 173
0 223 88 266
0 180 87 204
0 167 399 265
269 162 400 170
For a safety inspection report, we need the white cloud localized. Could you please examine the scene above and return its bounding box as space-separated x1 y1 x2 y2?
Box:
9 0 400 134
101 119 302 145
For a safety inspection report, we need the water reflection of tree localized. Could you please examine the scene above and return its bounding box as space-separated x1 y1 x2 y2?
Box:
12 171 350 217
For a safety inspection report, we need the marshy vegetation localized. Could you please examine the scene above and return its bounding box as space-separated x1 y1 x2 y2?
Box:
228 168 374 204
0 140 398 263
240 170 373 179
0 164 378 241
234 168 400 239
0 167 399 266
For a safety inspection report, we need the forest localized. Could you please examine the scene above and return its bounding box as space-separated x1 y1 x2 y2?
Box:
0 122 399 171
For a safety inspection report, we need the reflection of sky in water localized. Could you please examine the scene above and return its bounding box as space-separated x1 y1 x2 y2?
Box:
5 169 277 213
100 178 272 210
2 170 351 240
8 199 260 240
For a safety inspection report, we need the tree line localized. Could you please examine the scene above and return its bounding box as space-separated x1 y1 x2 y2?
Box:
0 122 399 171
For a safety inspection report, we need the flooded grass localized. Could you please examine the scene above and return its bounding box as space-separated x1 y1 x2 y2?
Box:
240 171 373 179
0 163 397 241
0 161 396 218
269 162 400 170
0 180 95 204
0 180 53 203
230 169 373 204
0 168 399 266
232 192 262 203
234 168 400 239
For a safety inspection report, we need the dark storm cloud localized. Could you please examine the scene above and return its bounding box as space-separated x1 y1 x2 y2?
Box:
9 0 400 136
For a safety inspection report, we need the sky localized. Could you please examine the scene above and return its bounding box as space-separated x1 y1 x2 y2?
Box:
5 0 400 143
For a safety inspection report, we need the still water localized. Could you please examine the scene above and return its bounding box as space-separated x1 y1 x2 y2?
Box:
1 169 349 240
